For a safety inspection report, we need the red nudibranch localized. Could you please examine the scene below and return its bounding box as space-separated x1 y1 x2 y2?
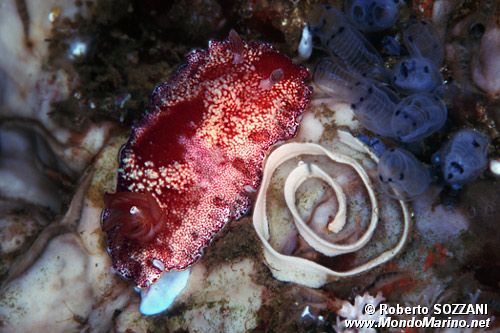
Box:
102 31 312 288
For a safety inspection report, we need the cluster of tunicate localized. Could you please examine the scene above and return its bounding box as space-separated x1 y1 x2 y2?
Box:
312 5 446 144
309 4 490 199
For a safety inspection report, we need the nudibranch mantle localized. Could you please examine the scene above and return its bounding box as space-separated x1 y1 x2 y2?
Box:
103 31 312 288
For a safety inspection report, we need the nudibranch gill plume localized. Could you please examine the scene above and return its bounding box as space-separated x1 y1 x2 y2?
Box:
102 31 312 290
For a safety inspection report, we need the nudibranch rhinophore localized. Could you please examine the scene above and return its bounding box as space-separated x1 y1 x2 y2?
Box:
102 30 311 302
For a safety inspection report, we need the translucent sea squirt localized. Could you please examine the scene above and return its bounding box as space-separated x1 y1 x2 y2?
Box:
102 31 312 293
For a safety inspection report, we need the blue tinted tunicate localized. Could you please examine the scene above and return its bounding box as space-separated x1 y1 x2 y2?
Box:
437 129 489 185
313 57 360 101
392 57 442 93
311 5 384 76
402 19 444 66
351 81 399 137
391 93 447 142
381 35 402 56
378 147 432 200
345 0 400 32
